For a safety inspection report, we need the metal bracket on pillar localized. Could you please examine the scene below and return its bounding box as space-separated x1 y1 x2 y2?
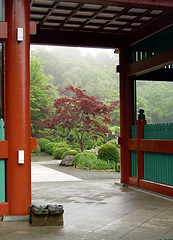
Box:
17 28 23 42
116 65 120 73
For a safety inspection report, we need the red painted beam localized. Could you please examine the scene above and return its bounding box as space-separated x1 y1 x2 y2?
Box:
140 179 173 198
140 139 173 154
0 22 7 39
31 138 37 150
0 141 8 158
0 203 9 217
128 176 138 187
30 21 36 35
128 139 173 154
128 139 137 151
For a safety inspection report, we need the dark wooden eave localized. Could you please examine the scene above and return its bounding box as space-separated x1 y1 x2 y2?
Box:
136 69 173 82
30 0 173 48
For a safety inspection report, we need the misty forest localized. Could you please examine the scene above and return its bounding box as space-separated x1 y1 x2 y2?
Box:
30 46 173 147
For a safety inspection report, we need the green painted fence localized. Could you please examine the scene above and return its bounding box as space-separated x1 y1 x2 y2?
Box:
131 123 173 186
0 118 5 202
144 123 173 139
144 123 173 186
144 152 173 186
129 27 173 64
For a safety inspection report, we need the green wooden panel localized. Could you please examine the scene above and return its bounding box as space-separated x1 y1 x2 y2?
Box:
144 123 173 186
131 125 137 139
0 0 4 21
144 152 173 186
129 27 173 64
0 118 5 202
131 152 137 177
144 123 173 139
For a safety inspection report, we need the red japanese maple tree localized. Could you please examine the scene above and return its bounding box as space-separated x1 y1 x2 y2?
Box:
44 85 119 151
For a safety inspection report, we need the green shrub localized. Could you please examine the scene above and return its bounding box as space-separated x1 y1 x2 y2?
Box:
107 139 120 148
91 158 115 170
45 142 57 155
53 147 67 159
31 144 41 153
52 142 69 151
73 152 115 170
37 138 50 152
72 147 80 152
73 152 97 166
45 136 56 142
98 143 120 163
116 162 120 172
61 150 78 160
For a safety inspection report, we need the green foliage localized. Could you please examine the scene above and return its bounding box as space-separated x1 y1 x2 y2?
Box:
53 147 67 159
116 162 120 172
91 159 115 170
53 142 69 149
31 47 119 101
71 146 80 152
98 143 120 163
31 144 41 154
107 139 120 148
30 56 59 137
73 152 115 170
84 138 98 150
37 138 50 151
45 136 56 142
45 142 56 154
44 85 117 152
73 152 97 166
31 47 120 131
136 81 173 124
61 150 78 160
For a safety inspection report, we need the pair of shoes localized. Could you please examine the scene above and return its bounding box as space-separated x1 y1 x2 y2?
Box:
29 205 49 224
46 205 64 215
28 205 64 224
29 205 48 216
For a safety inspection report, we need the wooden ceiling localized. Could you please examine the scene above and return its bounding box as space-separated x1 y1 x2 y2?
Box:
30 0 173 48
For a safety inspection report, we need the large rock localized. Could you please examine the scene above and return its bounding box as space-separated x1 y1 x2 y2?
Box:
60 155 74 167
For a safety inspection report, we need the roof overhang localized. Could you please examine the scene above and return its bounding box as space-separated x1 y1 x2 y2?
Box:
30 0 173 48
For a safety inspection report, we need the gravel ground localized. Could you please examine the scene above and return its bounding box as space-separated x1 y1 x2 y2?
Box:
31 153 120 181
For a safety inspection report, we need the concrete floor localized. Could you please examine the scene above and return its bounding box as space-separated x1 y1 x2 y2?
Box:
1 161 173 239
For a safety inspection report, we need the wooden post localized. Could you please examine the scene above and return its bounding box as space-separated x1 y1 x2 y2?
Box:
119 47 135 184
6 0 31 215
137 109 146 184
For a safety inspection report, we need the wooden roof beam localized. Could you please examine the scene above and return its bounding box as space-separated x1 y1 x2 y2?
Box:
127 10 173 45
30 29 121 48
50 0 173 9
127 48 173 77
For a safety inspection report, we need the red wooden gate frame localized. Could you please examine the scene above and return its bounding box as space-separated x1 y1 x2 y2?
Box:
128 119 173 197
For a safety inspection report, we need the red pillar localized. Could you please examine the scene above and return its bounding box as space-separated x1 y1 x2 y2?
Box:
119 47 135 184
6 0 31 215
137 111 146 183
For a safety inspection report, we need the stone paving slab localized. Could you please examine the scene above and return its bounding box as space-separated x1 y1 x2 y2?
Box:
1 180 173 240
1 157 173 240
31 161 82 182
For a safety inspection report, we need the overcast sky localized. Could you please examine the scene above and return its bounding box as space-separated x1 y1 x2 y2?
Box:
31 45 116 56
